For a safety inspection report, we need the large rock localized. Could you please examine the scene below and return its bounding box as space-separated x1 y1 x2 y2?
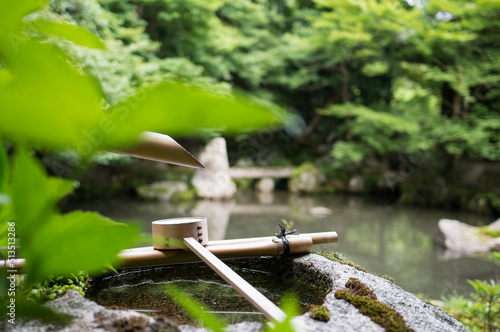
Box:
290 255 466 332
192 138 236 199
435 218 498 253
9 255 466 332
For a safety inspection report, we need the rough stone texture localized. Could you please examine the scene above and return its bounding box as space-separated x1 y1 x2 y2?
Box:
435 218 497 253
6 290 179 332
10 255 466 332
192 138 236 199
291 254 467 332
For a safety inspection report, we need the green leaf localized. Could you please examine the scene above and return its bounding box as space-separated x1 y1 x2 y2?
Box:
46 177 77 203
0 141 8 190
103 82 284 148
0 38 105 152
0 0 51 31
28 19 105 49
11 146 53 237
25 211 138 282
165 285 227 332
0 194 10 206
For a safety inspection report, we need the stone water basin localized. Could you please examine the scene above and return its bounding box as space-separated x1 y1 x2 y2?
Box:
85 256 332 325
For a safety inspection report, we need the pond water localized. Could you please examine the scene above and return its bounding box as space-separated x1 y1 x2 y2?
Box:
73 192 499 299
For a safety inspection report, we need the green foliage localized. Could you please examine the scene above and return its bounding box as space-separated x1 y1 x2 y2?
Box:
493 252 500 262
0 0 283 152
2 146 138 284
37 0 500 179
263 293 301 332
441 279 500 332
27 272 88 303
479 226 500 238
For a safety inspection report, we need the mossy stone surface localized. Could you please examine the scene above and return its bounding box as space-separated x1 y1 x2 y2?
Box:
335 277 413 332
309 305 330 322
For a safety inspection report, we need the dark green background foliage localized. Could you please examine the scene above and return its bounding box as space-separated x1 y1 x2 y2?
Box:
49 0 500 168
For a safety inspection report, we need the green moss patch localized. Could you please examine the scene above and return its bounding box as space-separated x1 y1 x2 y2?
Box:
335 277 413 332
479 226 500 238
309 305 330 322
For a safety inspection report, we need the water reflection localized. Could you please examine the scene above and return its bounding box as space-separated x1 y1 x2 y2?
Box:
192 200 233 240
71 192 499 299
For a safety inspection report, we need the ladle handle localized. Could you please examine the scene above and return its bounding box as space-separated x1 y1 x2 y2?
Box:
183 237 287 322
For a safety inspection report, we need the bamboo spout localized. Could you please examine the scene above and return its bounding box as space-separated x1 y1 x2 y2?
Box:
111 131 204 169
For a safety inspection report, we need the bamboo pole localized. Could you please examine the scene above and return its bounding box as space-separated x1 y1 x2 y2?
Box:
207 231 338 246
111 131 204 169
118 235 314 268
0 233 334 271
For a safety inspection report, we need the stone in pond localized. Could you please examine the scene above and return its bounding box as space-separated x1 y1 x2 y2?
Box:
435 218 495 253
192 137 236 199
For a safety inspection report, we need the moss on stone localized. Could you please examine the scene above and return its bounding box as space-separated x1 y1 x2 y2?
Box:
313 250 395 283
479 226 500 238
335 277 413 332
345 277 376 299
309 305 330 322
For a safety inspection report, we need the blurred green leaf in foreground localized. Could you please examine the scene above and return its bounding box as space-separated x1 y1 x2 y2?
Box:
0 0 283 153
